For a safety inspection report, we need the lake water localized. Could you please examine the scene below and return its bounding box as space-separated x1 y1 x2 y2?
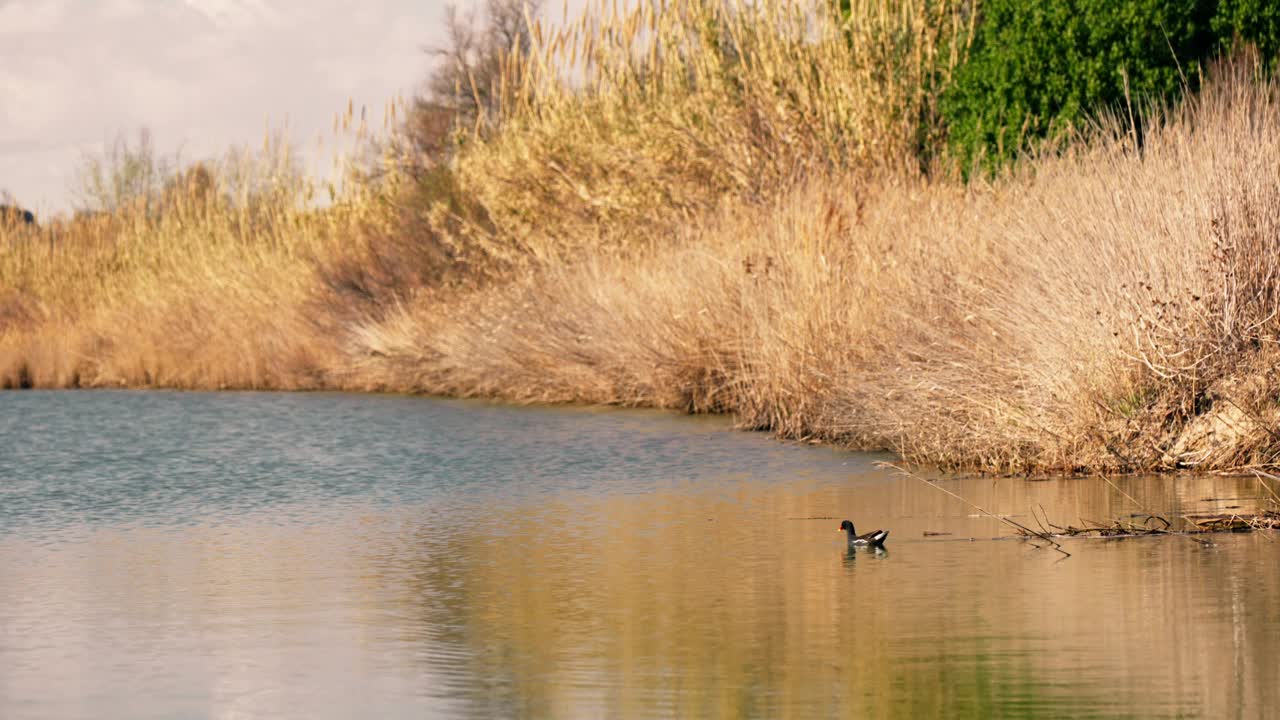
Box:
1 391 1277 719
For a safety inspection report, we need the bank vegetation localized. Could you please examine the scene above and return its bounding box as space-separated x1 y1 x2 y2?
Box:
4 0 1280 474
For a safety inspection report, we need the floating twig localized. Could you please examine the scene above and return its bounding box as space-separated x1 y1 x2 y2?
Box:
883 463 1071 558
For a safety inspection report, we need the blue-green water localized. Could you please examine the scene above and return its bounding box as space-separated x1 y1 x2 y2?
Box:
1 391 1277 718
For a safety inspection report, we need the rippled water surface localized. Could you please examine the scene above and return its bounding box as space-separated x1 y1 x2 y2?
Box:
2 391 1278 718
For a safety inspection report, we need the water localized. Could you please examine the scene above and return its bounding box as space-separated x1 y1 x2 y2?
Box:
1 391 1277 719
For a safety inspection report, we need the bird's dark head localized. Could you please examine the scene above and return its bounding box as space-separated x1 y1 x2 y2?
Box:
839 520 855 533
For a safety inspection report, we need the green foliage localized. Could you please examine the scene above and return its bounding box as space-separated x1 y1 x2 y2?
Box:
941 0 1220 173
1215 0 1280 62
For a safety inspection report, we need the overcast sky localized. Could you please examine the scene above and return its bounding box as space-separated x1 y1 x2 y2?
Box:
0 0 458 215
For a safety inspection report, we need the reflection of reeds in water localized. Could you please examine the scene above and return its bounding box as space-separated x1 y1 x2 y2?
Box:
4 476 1276 717
416 474 1280 718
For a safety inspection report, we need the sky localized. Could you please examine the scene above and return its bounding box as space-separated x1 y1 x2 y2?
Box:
0 0 456 215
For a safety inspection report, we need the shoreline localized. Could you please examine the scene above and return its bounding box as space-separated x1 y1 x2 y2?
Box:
7 81 1280 476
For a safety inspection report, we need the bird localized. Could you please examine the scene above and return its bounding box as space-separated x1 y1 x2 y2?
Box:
839 519 888 549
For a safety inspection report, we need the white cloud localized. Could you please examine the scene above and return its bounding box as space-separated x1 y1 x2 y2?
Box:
0 0 70 35
180 0 281 28
99 0 148 20
0 0 448 212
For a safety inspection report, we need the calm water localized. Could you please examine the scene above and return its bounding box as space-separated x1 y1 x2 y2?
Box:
1 391 1278 719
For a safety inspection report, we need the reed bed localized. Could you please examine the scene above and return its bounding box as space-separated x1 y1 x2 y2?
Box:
445 0 974 262
5 1 1280 474
349 59 1280 473
0 146 373 390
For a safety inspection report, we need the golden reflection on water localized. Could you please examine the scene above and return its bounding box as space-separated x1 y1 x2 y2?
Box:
2 471 1278 719
412 472 1280 718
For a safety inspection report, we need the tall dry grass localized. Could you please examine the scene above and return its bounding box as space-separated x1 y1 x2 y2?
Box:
349 57 1280 473
6 0 1280 474
0 138 381 390
437 0 974 263
0 0 972 386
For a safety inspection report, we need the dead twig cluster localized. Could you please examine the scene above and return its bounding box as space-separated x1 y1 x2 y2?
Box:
887 463 1072 558
1185 510 1280 532
1031 508 1176 539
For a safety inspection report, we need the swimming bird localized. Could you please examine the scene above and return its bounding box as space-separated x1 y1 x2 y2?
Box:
839 519 888 549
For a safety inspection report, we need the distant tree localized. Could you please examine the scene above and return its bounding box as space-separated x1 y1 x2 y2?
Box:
403 0 543 166
0 188 35 228
429 0 541 127
75 129 178 214
0 204 36 227
160 161 218 213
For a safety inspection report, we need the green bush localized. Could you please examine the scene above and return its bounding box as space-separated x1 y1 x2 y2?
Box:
1214 0 1280 62
941 0 1222 173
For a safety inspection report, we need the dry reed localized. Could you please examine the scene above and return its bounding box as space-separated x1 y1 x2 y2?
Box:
349 56 1280 474
6 3 1280 475
444 0 974 263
